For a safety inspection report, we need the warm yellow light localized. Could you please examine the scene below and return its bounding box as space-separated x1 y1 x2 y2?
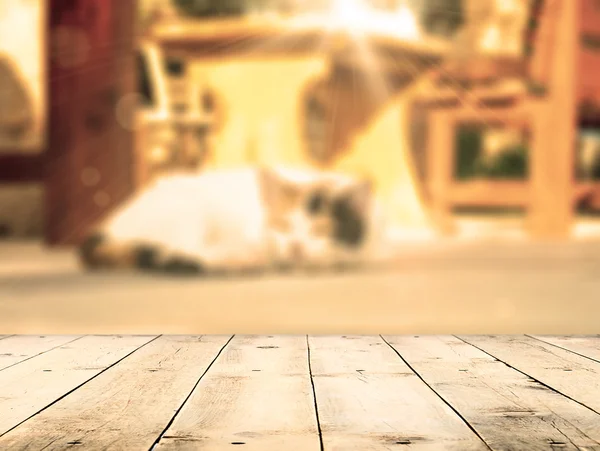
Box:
326 0 420 41
288 0 421 42
391 4 420 40
329 0 370 32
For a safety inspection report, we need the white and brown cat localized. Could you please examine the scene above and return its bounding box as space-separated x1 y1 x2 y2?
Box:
78 166 387 275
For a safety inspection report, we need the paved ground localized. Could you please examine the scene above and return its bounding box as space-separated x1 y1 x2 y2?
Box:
1 240 599 334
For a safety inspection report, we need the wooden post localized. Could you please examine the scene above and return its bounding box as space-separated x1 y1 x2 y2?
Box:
427 111 456 235
528 0 578 239
45 0 136 245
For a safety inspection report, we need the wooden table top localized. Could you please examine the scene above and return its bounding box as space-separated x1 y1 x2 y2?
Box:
0 334 599 449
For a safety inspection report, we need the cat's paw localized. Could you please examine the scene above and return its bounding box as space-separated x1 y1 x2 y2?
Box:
332 260 361 273
133 245 161 270
163 256 204 276
78 233 106 269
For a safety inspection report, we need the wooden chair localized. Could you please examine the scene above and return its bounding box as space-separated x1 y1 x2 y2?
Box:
419 0 578 239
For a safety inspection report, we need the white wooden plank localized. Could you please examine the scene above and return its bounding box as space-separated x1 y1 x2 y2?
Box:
0 335 231 450
530 335 600 362
0 334 156 435
385 335 600 450
0 335 83 370
309 335 415 375
308 335 488 450
155 335 320 451
460 335 600 413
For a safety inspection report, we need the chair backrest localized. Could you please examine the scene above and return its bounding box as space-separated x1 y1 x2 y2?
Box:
525 0 561 87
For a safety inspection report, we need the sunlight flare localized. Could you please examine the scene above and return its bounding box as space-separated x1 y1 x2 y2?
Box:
289 0 422 42
327 0 421 41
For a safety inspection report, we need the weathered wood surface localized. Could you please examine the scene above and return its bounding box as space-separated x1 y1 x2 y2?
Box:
308 335 488 450
0 335 156 435
1 335 600 450
531 335 600 362
0 335 230 450
460 335 600 413
0 335 82 370
385 335 600 451
155 335 321 451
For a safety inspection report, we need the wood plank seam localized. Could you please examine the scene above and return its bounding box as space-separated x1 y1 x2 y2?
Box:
0 336 86 373
306 335 325 451
525 335 600 366
384 335 600 449
380 335 494 451
0 335 161 440
0 335 234 449
150 334 235 450
454 335 600 417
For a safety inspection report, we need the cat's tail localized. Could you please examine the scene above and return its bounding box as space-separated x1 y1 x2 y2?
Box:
78 233 204 275
78 232 158 271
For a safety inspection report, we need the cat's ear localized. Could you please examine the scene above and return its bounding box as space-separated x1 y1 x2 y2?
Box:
258 167 297 205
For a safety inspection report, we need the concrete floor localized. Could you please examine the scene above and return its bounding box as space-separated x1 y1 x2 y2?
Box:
1 239 599 335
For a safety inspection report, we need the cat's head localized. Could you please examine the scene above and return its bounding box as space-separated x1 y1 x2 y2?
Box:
325 174 373 250
258 167 373 268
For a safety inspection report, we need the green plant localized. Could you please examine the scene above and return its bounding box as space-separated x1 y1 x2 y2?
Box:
481 144 529 179
454 128 529 180
454 127 482 179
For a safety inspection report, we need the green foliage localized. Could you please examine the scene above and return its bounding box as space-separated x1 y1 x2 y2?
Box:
454 127 481 179
455 128 528 180
477 144 528 179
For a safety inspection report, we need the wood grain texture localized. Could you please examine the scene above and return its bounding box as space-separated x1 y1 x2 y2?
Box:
308 335 488 450
528 0 577 239
427 111 456 235
385 335 600 451
459 335 600 413
0 335 82 370
0 335 156 435
155 335 320 451
0 335 230 450
530 335 600 362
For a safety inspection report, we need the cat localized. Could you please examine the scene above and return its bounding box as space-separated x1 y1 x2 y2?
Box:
78 165 384 275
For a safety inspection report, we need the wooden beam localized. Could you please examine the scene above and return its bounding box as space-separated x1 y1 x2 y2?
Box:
446 181 600 210
438 56 528 83
153 20 451 66
426 111 455 234
445 104 534 126
528 0 577 239
449 180 529 208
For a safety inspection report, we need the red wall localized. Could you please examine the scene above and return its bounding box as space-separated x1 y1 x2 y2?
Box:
579 0 600 127
579 0 600 99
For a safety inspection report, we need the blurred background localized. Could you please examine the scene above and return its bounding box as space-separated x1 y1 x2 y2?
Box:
0 0 599 252
2 0 600 335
